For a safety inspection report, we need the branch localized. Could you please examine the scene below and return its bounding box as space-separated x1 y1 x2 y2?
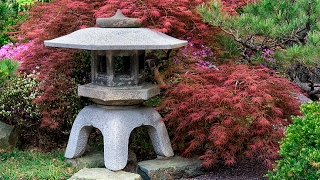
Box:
145 50 172 87
218 26 258 51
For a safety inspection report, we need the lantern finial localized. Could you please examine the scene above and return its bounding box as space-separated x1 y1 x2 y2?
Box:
96 9 141 28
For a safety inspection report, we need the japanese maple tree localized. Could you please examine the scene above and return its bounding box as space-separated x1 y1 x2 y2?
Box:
158 63 302 169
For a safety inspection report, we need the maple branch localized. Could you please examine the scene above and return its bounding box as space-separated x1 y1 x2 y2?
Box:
137 0 157 26
145 49 172 87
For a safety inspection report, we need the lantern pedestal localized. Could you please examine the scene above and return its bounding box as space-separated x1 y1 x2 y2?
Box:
64 104 174 171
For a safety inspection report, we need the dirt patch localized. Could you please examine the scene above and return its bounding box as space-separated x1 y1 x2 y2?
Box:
180 158 268 180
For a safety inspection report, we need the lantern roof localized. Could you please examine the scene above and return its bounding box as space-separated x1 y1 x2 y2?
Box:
44 9 187 50
44 27 187 50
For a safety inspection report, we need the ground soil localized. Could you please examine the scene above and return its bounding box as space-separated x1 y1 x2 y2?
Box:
181 158 268 180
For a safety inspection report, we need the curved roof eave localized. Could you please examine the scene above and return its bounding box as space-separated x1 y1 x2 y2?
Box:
44 27 187 50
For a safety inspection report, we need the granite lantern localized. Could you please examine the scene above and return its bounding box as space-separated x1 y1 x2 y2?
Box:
44 10 187 171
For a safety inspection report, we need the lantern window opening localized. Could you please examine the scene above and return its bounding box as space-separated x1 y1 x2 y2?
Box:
97 55 107 74
114 55 132 76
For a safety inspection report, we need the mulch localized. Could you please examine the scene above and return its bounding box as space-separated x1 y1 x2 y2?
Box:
180 158 268 180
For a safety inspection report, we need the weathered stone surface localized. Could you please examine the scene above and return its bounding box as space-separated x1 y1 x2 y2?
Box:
96 9 141 28
137 156 205 180
65 105 173 171
67 148 138 172
287 63 320 99
44 27 187 50
0 121 18 151
78 83 160 105
66 149 105 169
68 168 142 180
293 93 313 104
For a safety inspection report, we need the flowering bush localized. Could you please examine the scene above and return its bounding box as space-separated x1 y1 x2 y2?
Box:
178 37 214 62
261 49 275 62
0 73 40 120
0 72 42 147
170 37 218 72
0 41 34 61
0 70 87 149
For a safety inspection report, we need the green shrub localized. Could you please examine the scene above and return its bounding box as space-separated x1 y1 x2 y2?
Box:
266 102 320 179
0 0 19 45
0 58 19 84
16 0 36 11
0 0 30 45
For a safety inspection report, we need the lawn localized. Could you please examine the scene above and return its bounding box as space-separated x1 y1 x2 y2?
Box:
0 148 78 180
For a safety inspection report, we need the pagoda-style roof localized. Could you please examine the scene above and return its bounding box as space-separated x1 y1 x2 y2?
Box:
44 27 187 50
44 10 187 50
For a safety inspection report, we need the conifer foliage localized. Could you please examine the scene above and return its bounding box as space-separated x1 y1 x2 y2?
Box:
158 64 302 169
198 0 320 64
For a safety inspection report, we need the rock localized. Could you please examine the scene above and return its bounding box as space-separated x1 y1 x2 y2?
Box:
137 156 205 180
68 168 142 180
0 121 18 151
292 93 313 104
287 63 320 100
123 149 138 173
66 148 138 172
66 149 105 169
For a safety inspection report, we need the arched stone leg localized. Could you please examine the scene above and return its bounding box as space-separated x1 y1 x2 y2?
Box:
101 126 132 171
65 108 93 158
141 108 174 157
145 124 174 157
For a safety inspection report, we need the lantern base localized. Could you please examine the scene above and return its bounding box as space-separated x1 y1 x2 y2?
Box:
78 83 160 105
64 104 174 171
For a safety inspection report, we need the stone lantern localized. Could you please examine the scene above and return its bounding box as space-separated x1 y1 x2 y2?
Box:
44 10 187 171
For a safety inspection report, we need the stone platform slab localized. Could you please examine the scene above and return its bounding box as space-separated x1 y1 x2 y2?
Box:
66 152 205 180
68 168 142 180
137 156 205 180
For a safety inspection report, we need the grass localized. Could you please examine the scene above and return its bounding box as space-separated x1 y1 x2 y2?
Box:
0 148 79 180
